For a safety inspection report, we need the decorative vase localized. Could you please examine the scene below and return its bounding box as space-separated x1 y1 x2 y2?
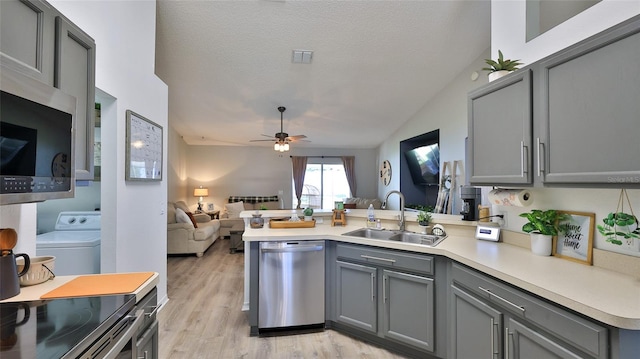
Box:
419 224 432 234
488 70 510 82
250 214 264 229
530 233 553 256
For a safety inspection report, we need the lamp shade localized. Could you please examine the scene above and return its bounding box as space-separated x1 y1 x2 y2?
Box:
194 187 209 197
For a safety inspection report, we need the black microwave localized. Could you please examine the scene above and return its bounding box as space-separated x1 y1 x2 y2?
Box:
0 64 76 205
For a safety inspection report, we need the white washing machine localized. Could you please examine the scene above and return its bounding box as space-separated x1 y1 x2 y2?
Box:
36 211 101 275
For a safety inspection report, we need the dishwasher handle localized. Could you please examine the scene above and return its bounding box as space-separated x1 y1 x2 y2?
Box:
261 244 324 253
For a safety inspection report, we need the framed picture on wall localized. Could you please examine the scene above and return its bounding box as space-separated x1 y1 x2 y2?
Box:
125 110 163 181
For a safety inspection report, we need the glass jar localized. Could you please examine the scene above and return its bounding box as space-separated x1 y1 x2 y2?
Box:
250 213 264 228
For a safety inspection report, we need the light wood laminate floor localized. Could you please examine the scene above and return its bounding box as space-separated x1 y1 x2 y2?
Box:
158 238 409 359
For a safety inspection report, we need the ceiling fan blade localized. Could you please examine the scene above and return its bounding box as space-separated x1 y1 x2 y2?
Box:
249 139 276 142
260 134 274 138
287 135 307 140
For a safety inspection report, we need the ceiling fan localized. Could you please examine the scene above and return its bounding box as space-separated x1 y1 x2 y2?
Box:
250 106 309 151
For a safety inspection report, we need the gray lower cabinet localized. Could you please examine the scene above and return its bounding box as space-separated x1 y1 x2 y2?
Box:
450 262 609 359
0 0 96 181
333 243 436 354
382 269 434 352
335 260 377 333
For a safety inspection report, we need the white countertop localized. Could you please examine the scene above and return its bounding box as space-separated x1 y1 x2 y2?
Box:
1 272 160 303
243 218 640 330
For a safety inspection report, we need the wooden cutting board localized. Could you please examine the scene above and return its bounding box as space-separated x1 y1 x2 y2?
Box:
41 272 154 299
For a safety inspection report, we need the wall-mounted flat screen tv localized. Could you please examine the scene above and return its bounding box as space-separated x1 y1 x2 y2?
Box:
404 143 440 185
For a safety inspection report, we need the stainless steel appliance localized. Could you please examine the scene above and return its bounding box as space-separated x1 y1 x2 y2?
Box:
0 64 76 205
259 240 325 330
0 288 158 358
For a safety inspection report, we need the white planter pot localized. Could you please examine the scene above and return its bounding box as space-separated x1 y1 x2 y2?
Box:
304 216 313 222
530 233 553 256
488 70 510 82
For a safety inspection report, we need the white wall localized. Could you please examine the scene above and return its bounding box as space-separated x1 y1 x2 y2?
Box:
180 146 378 211
492 0 640 66
50 1 169 301
377 49 492 213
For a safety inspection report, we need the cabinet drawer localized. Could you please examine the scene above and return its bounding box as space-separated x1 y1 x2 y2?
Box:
336 243 433 275
452 263 607 358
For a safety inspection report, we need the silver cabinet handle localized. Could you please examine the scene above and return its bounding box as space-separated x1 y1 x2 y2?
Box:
479 287 526 313
104 309 145 359
490 318 498 358
370 273 375 302
145 305 159 318
505 327 510 359
360 255 396 263
537 137 545 177
520 141 529 176
383 275 387 303
138 351 149 359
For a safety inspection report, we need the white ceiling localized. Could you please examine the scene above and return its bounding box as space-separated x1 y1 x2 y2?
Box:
155 0 491 149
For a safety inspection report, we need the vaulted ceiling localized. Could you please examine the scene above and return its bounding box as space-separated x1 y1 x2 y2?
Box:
155 0 491 149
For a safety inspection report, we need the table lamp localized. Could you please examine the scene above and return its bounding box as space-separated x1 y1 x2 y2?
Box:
193 186 209 212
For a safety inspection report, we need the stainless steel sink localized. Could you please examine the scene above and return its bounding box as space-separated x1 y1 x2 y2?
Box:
341 228 400 240
387 232 447 247
342 228 447 247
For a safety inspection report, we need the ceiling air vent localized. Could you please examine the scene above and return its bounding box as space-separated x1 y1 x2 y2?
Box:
292 50 313 64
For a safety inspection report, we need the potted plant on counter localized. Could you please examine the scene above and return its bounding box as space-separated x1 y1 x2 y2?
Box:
519 209 569 256
483 50 522 82
303 207 314 221
417 210 433 234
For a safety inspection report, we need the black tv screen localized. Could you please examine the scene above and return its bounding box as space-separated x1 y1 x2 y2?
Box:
404 143 439 185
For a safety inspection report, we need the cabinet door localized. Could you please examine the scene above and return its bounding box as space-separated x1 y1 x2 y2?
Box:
0 0 55 84
538 21 640 184
468 70 533 185
450 284 503 359
335 260 377 333
55 16 96 180
136 321 159 359
383 269 434 352
506 317 584 359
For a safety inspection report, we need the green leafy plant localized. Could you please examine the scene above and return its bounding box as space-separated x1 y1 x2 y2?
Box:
483 50 522 73
303 207 314 216
417 211 432 226
597 212 640 245
519 209 569 236
259 204 268 210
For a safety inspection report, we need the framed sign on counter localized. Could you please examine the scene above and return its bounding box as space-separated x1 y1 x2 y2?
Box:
125 110 163 181
553 211 595 265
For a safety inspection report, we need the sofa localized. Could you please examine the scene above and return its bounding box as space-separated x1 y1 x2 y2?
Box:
167 201 221 257
219 196 281 238
343 197 383 209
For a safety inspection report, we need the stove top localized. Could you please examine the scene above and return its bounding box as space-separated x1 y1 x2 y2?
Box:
0 294 134 358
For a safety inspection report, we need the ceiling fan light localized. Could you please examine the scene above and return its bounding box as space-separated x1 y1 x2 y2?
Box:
283 143 290 151
274 142 280 151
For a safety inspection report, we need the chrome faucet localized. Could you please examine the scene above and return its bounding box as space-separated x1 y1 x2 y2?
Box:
383 190 405 231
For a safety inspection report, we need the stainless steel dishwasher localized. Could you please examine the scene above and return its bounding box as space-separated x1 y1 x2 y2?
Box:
259 240 325 330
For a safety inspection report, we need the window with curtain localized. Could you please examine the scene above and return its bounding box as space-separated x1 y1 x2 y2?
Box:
292 158 351 209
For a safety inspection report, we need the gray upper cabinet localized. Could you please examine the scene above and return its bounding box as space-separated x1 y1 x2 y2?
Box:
55 16 96 180
468 70 533 185
537 18 640 185
0 0 55 85
0 0 96 182
469 15 640 188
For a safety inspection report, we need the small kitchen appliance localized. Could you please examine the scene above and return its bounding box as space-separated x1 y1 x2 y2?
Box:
460 186 482 221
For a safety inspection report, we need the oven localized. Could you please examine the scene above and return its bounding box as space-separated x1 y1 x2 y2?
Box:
0 288 158 358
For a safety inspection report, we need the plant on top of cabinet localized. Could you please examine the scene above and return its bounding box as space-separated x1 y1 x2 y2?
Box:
519 209 569 256
483 50 522 81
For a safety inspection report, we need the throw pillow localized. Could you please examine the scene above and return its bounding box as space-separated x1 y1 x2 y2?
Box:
225 201 245 219
175 208 194 228
186 212 198 228
174 201 191 213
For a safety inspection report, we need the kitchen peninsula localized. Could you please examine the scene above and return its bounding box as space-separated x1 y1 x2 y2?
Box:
242 210 640 358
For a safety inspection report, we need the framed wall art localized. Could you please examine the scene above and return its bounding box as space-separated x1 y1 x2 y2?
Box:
125 110 163 181
553 211 595 265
